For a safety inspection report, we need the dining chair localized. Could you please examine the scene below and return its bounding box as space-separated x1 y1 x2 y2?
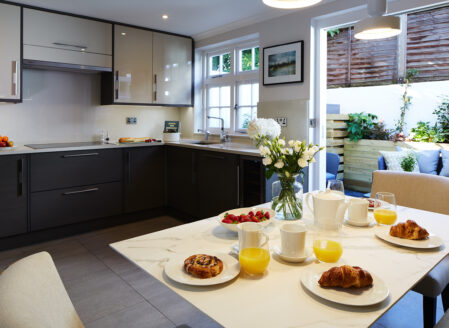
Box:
326 152 340 184
436 309 449 327
371 170 449 328
0 251 84 328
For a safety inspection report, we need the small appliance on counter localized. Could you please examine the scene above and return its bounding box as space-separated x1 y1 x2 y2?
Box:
162 121 180 142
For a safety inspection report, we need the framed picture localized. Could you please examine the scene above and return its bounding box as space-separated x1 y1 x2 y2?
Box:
263 40 304 86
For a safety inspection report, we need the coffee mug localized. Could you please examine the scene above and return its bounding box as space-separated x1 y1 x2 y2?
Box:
348 198 369 223
280 223 307 258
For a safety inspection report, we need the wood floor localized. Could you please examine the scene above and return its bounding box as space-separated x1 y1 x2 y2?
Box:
0 216 444 328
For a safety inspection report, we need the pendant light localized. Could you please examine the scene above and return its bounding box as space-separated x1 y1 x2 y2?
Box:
262 0 323 9
354 0 401 40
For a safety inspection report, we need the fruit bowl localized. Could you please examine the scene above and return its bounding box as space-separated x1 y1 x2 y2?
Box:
217 207 275 232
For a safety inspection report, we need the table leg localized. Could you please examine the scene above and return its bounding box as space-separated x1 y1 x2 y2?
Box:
423 296 437 328
443 284 449 312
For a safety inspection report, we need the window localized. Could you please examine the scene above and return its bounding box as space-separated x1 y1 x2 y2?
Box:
202 42 259 134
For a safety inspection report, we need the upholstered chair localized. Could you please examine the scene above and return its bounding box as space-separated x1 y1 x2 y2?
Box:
0 251 84 328
371 170 449 328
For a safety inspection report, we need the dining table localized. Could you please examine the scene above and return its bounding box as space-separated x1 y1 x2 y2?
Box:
110 198 449 328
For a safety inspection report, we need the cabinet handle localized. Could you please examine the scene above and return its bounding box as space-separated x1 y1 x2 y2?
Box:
11 61 18 96
62 153 99 158
115 71 120 100
127 152 131 184
53 42 88 50
18 158 24 197
63 188 99 196
153 74 157 102
237 165 240 207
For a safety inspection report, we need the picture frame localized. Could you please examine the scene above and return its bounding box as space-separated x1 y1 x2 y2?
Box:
263 40 304 86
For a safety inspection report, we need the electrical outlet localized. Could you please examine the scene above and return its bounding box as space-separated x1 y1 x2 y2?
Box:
126 117 137 125
275 117 288 127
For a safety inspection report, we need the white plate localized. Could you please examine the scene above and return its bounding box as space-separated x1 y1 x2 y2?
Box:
273 245 312 263
0 146 16 151
374 225 444 249
367 198 387 211
218 207 275 232
164 252 240 286
301 265 389 306
344 213 376 227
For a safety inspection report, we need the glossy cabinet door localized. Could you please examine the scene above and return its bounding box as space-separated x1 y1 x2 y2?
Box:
0 155 27 238
153 33 193 106
0 3 21 101
114 25 153 104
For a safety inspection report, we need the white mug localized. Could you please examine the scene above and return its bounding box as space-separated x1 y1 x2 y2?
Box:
280 223 307 257
348 198 369 223
238 222 269 251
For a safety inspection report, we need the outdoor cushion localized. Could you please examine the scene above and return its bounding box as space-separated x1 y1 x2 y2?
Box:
440 150 449 177
379 150 419 172
326 172 336 182
397 147 440 175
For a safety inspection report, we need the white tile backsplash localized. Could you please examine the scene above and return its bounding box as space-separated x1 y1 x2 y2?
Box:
0 69 181 144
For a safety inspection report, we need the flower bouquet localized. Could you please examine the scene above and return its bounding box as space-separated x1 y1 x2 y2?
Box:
248 118 322 220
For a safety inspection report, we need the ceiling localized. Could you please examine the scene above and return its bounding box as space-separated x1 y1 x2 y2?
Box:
11 0 330 38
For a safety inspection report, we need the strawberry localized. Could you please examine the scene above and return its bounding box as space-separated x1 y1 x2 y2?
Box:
248 211 254 217
251 217 260 223
222 218 232 224
264 212 270 219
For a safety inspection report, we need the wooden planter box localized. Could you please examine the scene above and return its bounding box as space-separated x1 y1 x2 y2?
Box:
343 139 449 193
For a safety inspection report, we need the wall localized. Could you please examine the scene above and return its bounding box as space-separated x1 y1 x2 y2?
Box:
0 69 180 144
327 80 449 133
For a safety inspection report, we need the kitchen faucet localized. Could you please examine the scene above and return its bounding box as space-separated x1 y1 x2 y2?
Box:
197 129 210 140
207 116 229 143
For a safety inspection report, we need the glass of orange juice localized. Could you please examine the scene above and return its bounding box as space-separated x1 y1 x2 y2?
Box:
374 192 397 225
313 230 343 263
238 222 270 275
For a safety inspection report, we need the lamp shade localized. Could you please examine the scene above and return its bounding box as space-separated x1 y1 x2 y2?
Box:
262 0 323 9
354 15 401 40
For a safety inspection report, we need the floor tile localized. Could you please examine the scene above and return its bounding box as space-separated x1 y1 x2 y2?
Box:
85 302 175 328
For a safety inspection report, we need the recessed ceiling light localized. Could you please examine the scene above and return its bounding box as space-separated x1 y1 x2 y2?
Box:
121 32 126 36
162 14 168 20
262 0 323 9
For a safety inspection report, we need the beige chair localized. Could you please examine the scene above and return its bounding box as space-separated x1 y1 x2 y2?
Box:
0 251 84 328
371 170 449 328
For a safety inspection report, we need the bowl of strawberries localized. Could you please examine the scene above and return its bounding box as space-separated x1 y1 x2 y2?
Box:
218 207 275 232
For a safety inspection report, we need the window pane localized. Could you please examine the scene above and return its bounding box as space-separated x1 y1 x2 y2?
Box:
252 83 259 105
241 48 252 71
221 108 231 129
238 84 252 106
208 87 219 107
210 56 220 75
220 86 230 106
238 107 253 129
208 108 230 129
208 108 220 127
222 53 231 73
254 47 260 69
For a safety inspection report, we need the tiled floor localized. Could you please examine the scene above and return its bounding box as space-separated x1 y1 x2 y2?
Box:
0 216 445 328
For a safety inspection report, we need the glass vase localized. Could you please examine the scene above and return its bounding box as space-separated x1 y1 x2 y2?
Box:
271 174 303 220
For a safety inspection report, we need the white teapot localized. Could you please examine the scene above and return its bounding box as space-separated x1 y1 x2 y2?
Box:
305 189 348 231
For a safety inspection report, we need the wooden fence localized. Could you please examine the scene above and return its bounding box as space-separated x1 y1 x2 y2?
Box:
326 114 348 180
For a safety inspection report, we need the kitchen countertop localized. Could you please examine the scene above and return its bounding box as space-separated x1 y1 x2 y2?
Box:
0 139 261 157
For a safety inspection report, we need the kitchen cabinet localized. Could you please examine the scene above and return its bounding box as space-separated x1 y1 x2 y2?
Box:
0 3 21 102
153 32 193 106
23 9 112 70
166 146 198 217
196 151 239 219
124 146 165 213
0 155 27 238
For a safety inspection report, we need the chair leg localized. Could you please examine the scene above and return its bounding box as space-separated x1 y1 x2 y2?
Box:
443 284 449 312
423 296 437 328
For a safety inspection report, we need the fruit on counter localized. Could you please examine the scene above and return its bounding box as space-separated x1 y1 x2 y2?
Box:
222 210 270 224
119 137 160 143
0 135 13 147
145 138 158 143
7 141 14 147
2 136 8 142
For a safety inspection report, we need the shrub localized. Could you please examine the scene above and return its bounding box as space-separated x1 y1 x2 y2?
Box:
347 112 378 142
400 153 417 172
410 121 444 143
433 97 449 142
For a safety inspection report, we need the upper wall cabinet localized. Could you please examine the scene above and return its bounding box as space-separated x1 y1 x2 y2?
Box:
153 33 193 106
113 25 154 104
0 3 21 102
23 9 112 70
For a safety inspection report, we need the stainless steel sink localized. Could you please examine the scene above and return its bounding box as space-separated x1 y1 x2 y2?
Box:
184 140 222 145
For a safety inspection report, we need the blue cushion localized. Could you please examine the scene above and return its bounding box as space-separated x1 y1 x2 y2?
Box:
326 172 336 182
397 147 440 175
440 150 449 177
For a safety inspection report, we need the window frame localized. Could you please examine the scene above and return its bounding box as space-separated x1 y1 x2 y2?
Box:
201 40 259 135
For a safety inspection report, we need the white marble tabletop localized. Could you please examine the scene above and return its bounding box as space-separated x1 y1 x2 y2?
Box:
111 202 449 328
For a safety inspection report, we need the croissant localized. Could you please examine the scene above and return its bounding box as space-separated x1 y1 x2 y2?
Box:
318 265 373 288
389 220 429 240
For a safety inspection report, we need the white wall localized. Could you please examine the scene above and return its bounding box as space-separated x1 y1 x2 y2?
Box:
0 69 180 144
327 80 449 133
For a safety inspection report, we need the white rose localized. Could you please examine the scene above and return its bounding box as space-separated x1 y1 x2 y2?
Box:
278 139 286 147
312 145 319 153
274 160 284 169
262 157 272 166
259 146 270 156
294 144 301 153
298 158 308 168
301 152 311 161
288 140 295 147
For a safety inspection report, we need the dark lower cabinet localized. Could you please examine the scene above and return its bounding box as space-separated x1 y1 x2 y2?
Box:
166 146 197 217
124 146 166 213
196 151 239 219
30 182 122 231
0 155 27 238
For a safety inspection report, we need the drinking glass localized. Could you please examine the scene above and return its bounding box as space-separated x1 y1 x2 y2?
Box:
238 222 270 275
373 192 397 225
327 180 345 195
313 230 343 263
